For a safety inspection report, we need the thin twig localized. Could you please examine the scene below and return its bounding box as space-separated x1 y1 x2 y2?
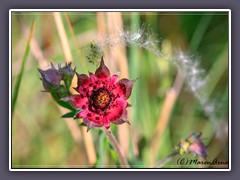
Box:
104 128 130 168
155 152 178 168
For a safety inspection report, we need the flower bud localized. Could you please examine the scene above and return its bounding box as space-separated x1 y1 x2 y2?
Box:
176 132 207 159
38 68 62 92
59 62 75 89
38 62 75 100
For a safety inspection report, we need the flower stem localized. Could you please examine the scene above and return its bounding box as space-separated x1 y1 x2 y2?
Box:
155 152 178 168
105 128 130 168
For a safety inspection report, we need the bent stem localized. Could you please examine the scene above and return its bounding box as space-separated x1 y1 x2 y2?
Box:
155 152 178 168
104 128 130 168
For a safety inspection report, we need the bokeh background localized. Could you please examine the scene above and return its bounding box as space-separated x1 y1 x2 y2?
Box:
11 11 229 168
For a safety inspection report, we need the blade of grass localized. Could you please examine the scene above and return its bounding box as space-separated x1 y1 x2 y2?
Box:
189 14 213 53
203 45 228 100
12 18 35 115
129 12 141 158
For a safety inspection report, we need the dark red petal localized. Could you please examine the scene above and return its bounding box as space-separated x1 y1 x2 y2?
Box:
95 57 110 79
116 78 136 99
76 73 90 87
61 95 87 110
111 108 130 125
77 73 90 84
76 109 88 118
89 72 98 82
110 75 118 86
107 98 128 121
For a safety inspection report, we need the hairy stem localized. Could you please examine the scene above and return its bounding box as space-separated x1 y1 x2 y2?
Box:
105 128 130 168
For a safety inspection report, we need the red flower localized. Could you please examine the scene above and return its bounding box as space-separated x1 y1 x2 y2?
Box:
62 57 135 131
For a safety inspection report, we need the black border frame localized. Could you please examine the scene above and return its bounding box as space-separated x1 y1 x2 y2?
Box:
1 0 239 179
9 9 230 171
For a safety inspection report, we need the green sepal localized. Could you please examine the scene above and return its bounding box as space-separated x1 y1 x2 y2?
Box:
56 100 75 111
79 122 87 126
51 85 70 100
61 111 78 118
59 63 75 90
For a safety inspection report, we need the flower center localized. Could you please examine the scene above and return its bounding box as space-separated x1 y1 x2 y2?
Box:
90 88 111 110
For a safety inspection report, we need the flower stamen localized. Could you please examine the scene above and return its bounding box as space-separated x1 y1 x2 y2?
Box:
90 88 112 111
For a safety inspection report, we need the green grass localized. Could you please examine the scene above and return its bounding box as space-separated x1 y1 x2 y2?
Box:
12 18 35 115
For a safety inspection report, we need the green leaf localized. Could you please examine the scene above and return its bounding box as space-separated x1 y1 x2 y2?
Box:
56 100 75 111
105 137 120 168
61 111 77 118
79 122 87 127
12 18 35 115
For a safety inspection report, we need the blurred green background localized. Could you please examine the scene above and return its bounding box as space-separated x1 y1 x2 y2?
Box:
11 11 229 168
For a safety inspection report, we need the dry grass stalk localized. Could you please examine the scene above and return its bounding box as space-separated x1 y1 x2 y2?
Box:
53 12 96 165
96 12 106 41
53 12 73 63
64 13 80 54
150 72 184 164
106 12 130 155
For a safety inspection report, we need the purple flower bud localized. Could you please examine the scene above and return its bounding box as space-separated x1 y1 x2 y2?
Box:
38 68 63 91
189 139 207 159
59 62 75 80
177 132 207 159
38 62 76 92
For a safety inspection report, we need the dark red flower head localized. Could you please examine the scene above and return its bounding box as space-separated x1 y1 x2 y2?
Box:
62 57 135 131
